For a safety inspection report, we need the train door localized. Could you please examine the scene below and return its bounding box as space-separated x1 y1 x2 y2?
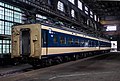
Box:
42 30 48 55
20 28 30 56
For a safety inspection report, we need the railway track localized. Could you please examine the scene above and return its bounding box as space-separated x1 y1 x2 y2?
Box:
0 63 56 78
0 62 66 78
0 64 34 78
0 53 111 78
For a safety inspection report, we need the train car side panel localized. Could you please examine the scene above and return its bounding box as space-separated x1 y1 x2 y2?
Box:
12 24 42 58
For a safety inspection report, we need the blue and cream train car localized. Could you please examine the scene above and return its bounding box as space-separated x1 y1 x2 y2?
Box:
11 24 111 66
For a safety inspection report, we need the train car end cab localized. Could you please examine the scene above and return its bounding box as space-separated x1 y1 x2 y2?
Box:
12 24 42 59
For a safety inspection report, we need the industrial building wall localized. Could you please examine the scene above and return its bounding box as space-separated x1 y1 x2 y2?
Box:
0 2 23 56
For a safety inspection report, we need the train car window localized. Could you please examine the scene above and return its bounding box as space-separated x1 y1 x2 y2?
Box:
43 32 46 44
91 41 93 47
84 40 89 47
53 35 58 44
42 31 47 46
68 38 73 44
60 36 66 44
94 41 96 47
75 39 79 45
80 40 84 47
91 41 94 47
88 40 91 47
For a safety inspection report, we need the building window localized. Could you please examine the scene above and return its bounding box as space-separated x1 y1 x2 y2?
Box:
90 10 93 18
0 2 24 54
85 6 88 15
3 40 10 54
0 2 4 6
5 9 14 21
5 22 13 35
14 12 22 23
0 4 23 35
14 7 21 12
94 15 97 21
0 7 4 19
71 9 75 18
98 17 100 22
36 14 47 20
5 4 13 9
0 20 4 34
68 0 75 4
106 25 117 31
78 0 82 10
57 1 64 12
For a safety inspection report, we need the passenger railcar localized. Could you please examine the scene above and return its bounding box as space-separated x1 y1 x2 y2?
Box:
11 24 111 66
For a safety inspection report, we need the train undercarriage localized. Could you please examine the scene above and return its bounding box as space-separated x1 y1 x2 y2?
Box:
13 50 110 67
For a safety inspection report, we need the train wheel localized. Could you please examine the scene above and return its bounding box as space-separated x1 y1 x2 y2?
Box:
45 59 53 66
52 56 62 65
44 60 49 67
57 56 63 63
72 55 76 60
64 56 69 62
81 53 84 58
48 59 53 66
75 54 79 60
31 63 37 67
40 60 46 67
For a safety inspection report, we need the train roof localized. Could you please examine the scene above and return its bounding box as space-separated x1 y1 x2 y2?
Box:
41 24 110 43
12 23 111 43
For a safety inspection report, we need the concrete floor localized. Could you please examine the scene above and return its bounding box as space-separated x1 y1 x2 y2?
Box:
0 52 120 81
0 64 31 74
